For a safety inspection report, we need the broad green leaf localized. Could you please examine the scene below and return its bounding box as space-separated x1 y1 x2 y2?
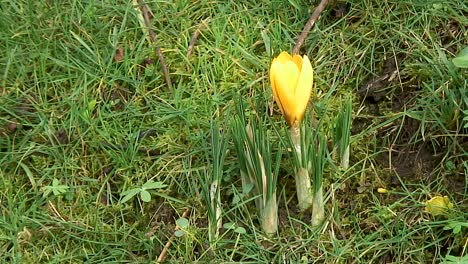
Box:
223 222 235 230
457 47 468 56
443 221 468 234
453 56 468 68
120 188 140 203
87 99 97 111
174 230 185 237
452 47 468 68
52 178 60 186
463 110 468 128
42 188 52 198
242 182 254 194
47 178 69 196
142 180 167 190
234 227 246 234
452 225 461 234
176 217 189 228
232 194 241 205
140 190 151 202
52 186 69 196
441 254 468 264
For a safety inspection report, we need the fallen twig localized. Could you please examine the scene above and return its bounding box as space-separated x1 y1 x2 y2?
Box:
187 18 210 58
292 0 329 55
48 200 66 222
157 208 190 262
137 0 173 91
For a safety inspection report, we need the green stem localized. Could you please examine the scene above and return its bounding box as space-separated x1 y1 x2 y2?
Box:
295 168 313 211
261 193 278 236
215 187 222 238
291 125 313 211
290 124 302 156
209 180 221 242
340 145 350 169
311 185 324 227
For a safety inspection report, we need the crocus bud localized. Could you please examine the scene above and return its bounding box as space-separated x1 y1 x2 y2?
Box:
270 51 314 126
377 187 389 194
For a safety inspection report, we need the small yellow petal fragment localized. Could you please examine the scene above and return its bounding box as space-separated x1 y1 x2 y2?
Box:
377 188 388 194
424 196 454 216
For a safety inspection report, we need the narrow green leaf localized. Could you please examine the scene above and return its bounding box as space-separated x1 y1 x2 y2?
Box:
70 30 96 57
287 0 301 10
19 162 36 190
88 99 97 111
261 29 271 56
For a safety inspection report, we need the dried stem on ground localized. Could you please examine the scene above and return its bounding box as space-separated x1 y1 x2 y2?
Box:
187 18 210 58
292 0 329 55
157 208 190 262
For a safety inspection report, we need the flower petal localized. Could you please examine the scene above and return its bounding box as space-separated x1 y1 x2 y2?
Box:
292 55 303 70
270 58 284 114
292 55 314 123
274 60 301 125
275 51 292 63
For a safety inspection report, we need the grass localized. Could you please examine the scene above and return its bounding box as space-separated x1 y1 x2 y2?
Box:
1 0 467 262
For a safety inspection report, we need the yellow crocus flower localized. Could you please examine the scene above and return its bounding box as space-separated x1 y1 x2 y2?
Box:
270 51 314 126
